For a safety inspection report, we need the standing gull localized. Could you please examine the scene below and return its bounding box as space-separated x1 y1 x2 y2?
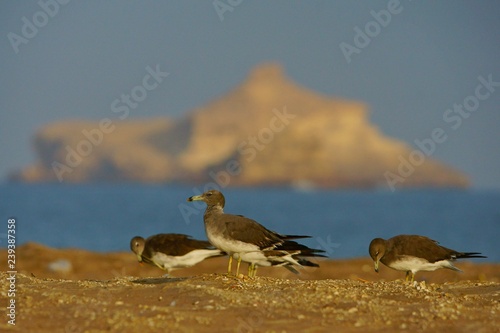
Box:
130 233 224 274
187 190 324 276
369 234 486 282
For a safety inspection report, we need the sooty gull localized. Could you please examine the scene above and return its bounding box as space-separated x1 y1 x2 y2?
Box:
369 234 486 282
187 190 325 276
130 233 224 274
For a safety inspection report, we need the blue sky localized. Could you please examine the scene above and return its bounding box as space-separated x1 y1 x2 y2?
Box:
1 1 499 187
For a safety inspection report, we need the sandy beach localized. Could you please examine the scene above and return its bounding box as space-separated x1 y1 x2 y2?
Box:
1 243 499 332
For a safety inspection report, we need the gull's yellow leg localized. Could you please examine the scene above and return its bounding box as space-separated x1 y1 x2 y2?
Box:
405 271 415 283
236 257 242 276
227 255 233 275
252 265 258 277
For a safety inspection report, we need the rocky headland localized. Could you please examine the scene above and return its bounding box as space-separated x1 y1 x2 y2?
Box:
13 63 469 189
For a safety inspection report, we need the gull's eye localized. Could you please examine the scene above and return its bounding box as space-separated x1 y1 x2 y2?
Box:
206 192 212 196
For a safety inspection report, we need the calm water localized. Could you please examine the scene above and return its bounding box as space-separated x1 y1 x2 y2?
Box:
0 183 498 262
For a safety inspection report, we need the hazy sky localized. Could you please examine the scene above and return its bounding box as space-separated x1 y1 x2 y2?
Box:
1 1 499 188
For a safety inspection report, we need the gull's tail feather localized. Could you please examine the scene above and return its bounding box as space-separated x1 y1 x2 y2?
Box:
283 265 300 274
296 258 320 268
277 240 327 258
281 234 311 240
456 252 487 260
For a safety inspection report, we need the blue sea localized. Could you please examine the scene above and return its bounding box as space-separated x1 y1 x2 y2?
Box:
0 183 498 262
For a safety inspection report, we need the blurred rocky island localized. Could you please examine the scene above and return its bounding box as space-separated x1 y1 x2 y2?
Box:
13 63 469 189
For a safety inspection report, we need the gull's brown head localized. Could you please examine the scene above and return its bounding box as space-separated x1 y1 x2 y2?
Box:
187 189 226 208
368 238 386 273
130 236 146 261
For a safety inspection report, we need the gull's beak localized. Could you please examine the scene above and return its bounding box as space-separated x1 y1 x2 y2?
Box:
187 194 204 202
374 260 379 273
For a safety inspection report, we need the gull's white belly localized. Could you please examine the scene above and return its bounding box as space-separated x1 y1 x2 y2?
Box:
388 256 454 273
207 231 260 255
151 249 220 270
